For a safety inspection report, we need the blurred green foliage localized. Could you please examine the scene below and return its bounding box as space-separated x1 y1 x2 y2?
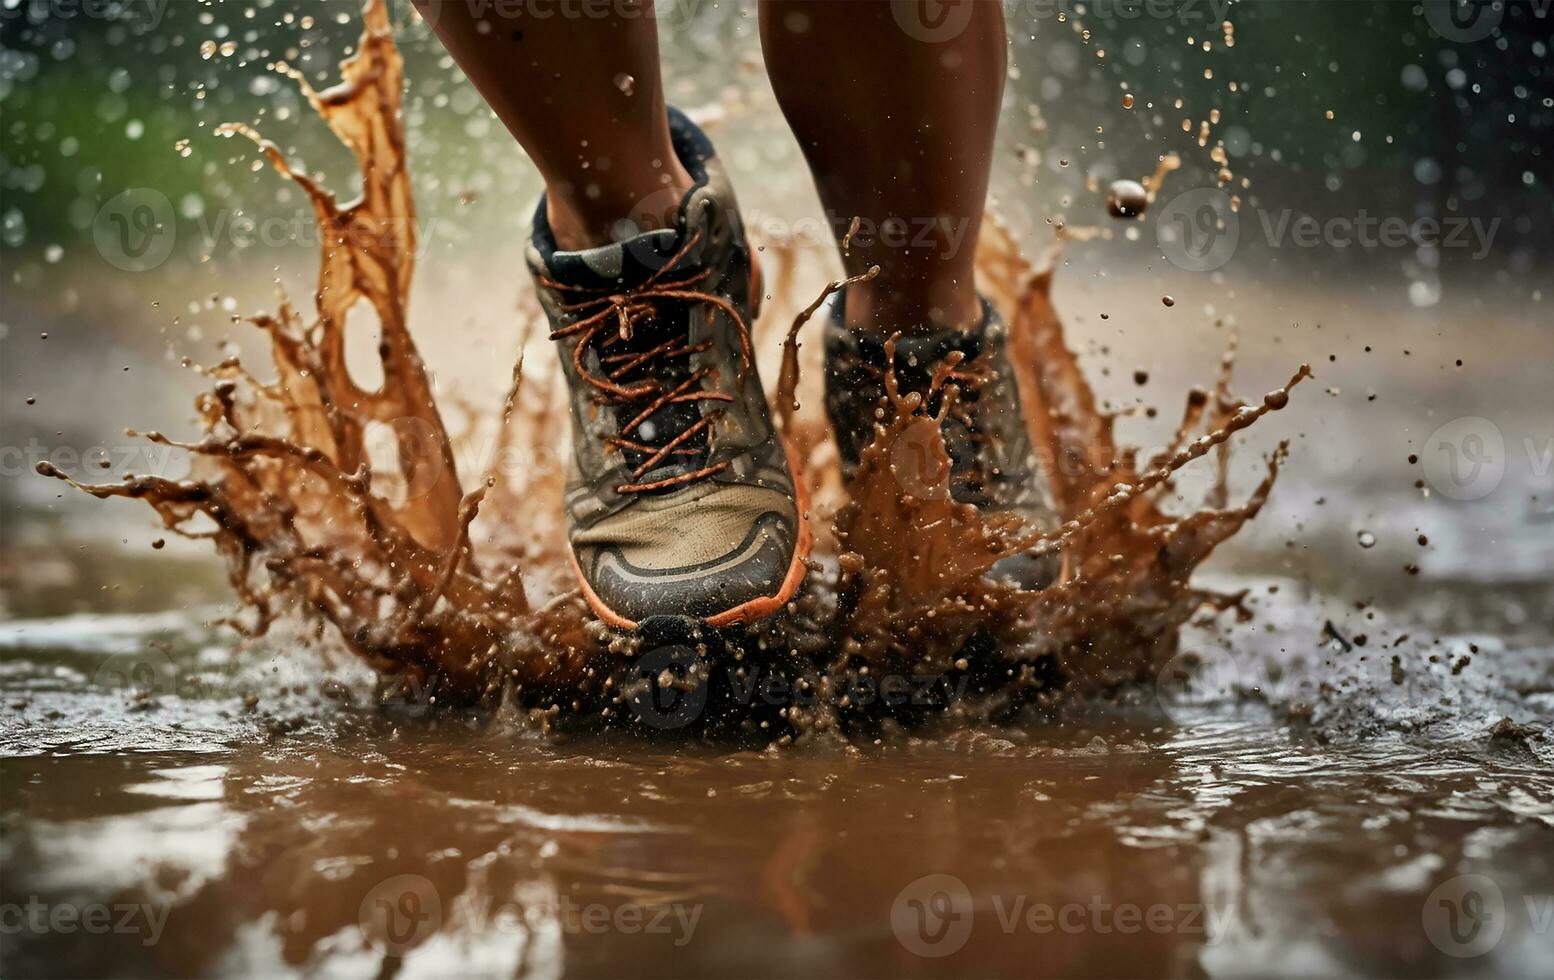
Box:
1 0 1549 266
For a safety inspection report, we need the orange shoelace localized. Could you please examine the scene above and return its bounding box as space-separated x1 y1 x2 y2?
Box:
540 229 755 495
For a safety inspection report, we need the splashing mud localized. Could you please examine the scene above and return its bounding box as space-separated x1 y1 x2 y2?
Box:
40 0 1307 739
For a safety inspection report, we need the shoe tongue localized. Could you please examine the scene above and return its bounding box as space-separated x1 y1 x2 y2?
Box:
545 228 683 290
547 225 714 492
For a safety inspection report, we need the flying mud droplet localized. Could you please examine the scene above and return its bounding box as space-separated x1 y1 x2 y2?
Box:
1357 530 1377 549
1106 179 1149 218
1162 295 1176 307
1122 93 1135 109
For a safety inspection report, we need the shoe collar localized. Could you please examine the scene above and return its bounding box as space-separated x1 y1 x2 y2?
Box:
824 291 996 378
528 107 722 292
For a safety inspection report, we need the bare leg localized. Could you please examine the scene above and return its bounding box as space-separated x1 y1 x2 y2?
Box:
414 0 693 249
760 0 1005 333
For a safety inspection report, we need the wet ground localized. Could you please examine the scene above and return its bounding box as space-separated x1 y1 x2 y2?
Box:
1 532 1551 979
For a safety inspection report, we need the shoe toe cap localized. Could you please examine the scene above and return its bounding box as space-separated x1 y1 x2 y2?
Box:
578 511 799 625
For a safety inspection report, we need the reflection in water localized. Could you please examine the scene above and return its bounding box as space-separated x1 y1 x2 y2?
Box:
3 693 1550 978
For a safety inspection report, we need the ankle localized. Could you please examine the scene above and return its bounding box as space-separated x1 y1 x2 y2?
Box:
843 282 983 336
545 165 696 251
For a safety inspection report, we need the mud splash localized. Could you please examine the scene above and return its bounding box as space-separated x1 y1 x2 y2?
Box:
41 0 1307 738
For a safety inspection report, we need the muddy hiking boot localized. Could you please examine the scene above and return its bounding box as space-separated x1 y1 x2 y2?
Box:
527 109 809 632
823 295 1063 590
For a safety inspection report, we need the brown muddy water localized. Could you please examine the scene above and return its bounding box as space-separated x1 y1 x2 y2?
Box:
1 605 1551 977
3 2 1553 978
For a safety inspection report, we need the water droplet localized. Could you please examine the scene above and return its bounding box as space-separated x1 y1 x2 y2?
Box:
613 73 635 96
1357 530 1377 549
